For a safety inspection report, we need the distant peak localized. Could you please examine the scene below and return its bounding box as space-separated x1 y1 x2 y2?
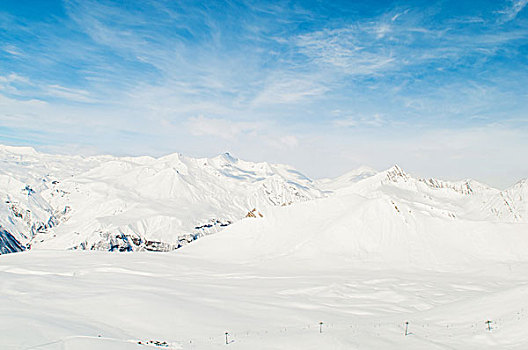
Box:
159 152 184 163
384 164 409 182
516 178 528 185
0 144 38 155
509 178 528 191
220 152 238 163
388 164 404 172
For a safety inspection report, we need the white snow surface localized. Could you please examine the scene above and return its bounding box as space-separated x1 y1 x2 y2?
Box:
2 249 528 349
1 145 528 348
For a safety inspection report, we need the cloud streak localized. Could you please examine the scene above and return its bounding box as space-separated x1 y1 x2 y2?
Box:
186 115 263 139
497 0 528 22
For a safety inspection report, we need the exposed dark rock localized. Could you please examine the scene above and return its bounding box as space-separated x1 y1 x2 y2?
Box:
0 226 26 255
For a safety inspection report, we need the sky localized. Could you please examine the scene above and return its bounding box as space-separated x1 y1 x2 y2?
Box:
0 0 527 188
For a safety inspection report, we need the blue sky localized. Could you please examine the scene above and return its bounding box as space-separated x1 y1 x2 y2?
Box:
0 0 527 187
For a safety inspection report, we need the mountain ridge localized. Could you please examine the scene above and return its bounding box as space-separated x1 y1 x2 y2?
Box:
0 145 526 255
0 145 322 254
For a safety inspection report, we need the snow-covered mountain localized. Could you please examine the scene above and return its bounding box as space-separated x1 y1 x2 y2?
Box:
185 164 528 267
0 145 322 254
316 165 378 192
1 145 527 257
320 164 527 223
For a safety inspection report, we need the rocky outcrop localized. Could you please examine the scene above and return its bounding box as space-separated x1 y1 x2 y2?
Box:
0 226 26 254
246 208 263 218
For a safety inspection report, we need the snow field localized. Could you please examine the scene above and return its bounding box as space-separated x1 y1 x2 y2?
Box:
2 251 528 349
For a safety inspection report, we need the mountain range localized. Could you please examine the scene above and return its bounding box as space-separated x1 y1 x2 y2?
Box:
1 145 526 258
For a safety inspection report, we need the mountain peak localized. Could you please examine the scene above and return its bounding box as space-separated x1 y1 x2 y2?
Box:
158 152 185 164
384 164 409 182
0 145 38 156
211 152 238 165
514 178 528 187
507 178 528 194
221 152 238 163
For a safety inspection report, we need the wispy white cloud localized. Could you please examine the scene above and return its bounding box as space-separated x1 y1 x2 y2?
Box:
391 9 410 22
497 0 528 23
44 84 95 103
296 26 396 76
333 114 385 128
251 77 328 106
183 115 302 155
332 118 357 128
2 45 23 56
269 135 299 149
0 73 30 85
0 74 32 95
186 115 264 139
0 74 96 103
294 7 528 84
